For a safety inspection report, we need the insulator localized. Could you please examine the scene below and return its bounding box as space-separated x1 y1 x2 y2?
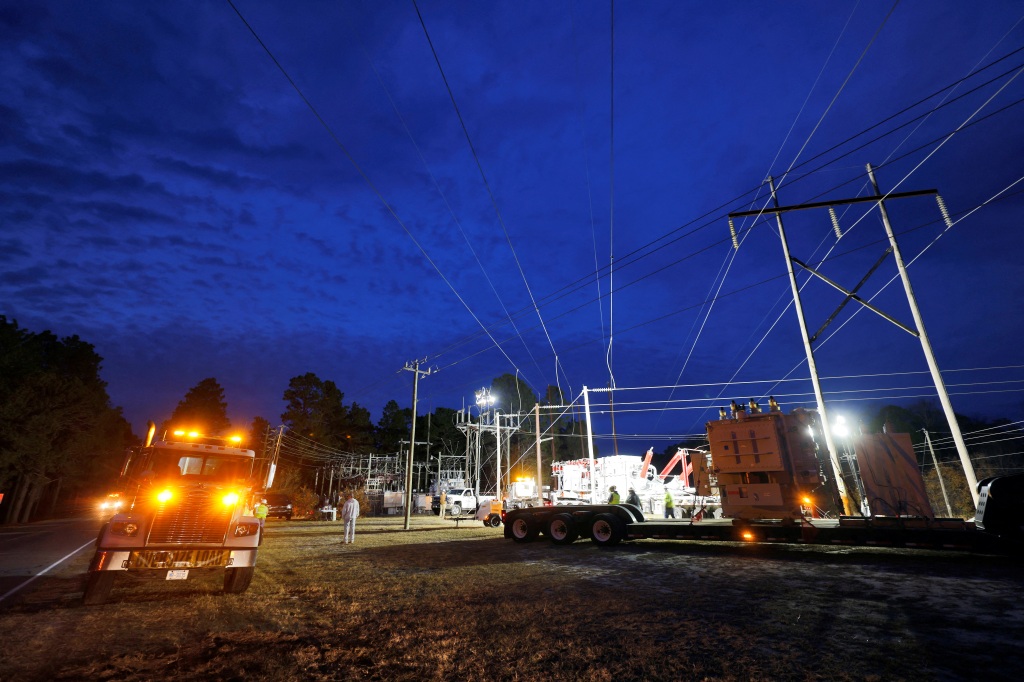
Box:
936 195 954 229
829 206 842 238
728 217 739 250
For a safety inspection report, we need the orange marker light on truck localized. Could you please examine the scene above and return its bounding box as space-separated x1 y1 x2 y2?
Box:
157 489 173 503
222 492 239 506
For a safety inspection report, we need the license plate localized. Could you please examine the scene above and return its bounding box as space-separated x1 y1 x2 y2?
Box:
166 570 189 580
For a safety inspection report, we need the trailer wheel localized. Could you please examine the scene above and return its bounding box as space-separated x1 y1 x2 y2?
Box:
82 571 115 605
509 515 539 543
484 513 502 528
224 566 255 594
590 513 626 546
547 513 579 545
451 503 463 517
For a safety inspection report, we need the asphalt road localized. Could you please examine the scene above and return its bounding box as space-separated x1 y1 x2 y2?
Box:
0 515 103 605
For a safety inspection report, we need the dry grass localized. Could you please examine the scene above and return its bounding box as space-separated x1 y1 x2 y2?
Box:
1 515 1021 681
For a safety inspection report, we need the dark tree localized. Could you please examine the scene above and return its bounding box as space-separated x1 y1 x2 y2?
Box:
281 373 348 449
163 377 231 436
376 399 410 454
342 402 375 452
0 316 134 524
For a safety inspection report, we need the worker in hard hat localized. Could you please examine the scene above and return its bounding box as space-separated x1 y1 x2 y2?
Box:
626 487 641 508
255 498 269 532
607 486 620 504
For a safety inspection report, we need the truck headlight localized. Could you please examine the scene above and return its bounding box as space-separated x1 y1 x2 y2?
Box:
222 492 239 506
157 489 173 503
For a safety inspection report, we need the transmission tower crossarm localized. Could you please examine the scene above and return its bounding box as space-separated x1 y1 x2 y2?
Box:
728 188 938 218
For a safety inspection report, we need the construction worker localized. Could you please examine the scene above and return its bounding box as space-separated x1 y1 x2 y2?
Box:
626 487 641 508
607 485 620 504
255 498 269 529
664 489 676 519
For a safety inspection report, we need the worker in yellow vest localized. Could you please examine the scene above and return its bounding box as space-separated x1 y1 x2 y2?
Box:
607 486 620 504
255 498 269 530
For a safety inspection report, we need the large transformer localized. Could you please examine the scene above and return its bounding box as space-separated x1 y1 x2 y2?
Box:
706 402 824 520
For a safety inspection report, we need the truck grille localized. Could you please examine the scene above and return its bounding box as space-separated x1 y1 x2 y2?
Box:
148 489 232 544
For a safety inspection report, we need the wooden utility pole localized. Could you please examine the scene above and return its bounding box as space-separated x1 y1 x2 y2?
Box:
402 359 434 530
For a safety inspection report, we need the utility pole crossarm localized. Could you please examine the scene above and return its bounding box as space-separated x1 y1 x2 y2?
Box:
727 189 938 219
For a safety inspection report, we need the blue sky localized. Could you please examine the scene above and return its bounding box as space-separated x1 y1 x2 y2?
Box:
2 1 1023 451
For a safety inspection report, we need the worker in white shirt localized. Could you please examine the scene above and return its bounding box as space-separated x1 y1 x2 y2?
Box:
341 492 360 544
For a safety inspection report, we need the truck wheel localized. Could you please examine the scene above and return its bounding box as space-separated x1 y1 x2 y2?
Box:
224 566 255 594
509 516 539 543
82 571 115 605
451 503 462 516
590 513 626 547
484 513 502 528
547 513 578 545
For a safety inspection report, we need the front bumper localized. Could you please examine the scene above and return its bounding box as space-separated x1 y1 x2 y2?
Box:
89 547 257 572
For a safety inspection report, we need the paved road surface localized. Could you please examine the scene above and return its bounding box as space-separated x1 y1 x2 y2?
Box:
0 515 103 604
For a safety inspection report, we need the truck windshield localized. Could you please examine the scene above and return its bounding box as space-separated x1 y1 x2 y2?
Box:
146 450 251 482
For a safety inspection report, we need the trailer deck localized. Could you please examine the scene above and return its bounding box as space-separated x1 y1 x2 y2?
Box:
622 516 1003 552
504 502 1019 555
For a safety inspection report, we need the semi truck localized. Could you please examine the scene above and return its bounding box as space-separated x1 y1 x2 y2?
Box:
83 425 263 605
505 402 1024 554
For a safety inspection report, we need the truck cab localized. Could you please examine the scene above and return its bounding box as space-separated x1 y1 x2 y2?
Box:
83 431 262 605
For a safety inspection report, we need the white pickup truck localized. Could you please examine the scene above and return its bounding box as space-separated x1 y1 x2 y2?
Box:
432 488 492 517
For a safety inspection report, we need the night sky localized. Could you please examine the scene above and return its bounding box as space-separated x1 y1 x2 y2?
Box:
3 1 1023 452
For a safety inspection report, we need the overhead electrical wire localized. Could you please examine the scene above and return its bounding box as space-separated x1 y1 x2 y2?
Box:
606 0 617 395
424 53 1024 374
226 0 529 381
352 20 549 387
675 1 899 429
232 1 1021 428
704 71 1024 424
568 0 605 400
411 0 564 396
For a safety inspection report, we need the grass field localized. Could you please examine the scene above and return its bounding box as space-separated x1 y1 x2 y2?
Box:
1 515 1021 681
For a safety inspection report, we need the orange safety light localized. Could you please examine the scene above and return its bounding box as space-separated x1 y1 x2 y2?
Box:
157 489 173 503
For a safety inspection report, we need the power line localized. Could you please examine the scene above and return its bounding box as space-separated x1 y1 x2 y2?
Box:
412 0 563 396
227 0 530 386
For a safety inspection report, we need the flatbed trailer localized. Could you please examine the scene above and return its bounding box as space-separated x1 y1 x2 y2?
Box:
503 474 1023 555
